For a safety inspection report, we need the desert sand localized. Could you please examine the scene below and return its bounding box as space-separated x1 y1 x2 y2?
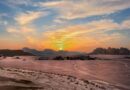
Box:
0 56 125 90
0 67 117 90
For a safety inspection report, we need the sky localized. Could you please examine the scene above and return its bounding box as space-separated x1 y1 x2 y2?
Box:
0 0 130 52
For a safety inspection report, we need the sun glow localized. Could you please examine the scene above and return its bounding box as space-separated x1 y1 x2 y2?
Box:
52 30 89 51
56 41 64 51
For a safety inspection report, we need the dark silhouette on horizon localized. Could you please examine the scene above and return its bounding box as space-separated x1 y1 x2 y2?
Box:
92 47 130 55
0 49 33 56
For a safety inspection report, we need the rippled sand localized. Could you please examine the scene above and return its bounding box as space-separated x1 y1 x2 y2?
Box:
0 67 118 90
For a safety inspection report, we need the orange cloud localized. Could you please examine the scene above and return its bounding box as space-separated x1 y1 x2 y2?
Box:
42 19 127 52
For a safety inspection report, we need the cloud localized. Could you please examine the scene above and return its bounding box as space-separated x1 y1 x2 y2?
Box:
6 0 33 6
6 26 41 49
7 10 48 41
15 11 48 25
6 10 49 48
40 0 130 20
121 20 130 29
42 19 130 51
7 26 35 34
44 19 120 39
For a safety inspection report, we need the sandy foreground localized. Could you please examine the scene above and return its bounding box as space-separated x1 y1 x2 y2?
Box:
0 67 117 90
0 56 124 90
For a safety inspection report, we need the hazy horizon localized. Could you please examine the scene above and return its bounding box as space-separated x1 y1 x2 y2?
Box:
0 0 130 52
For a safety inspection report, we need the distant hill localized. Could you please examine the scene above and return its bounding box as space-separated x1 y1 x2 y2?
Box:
91 47 130 55
22 48 96 60
1 47 129 59
22 47 86 57
0 49 33 56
